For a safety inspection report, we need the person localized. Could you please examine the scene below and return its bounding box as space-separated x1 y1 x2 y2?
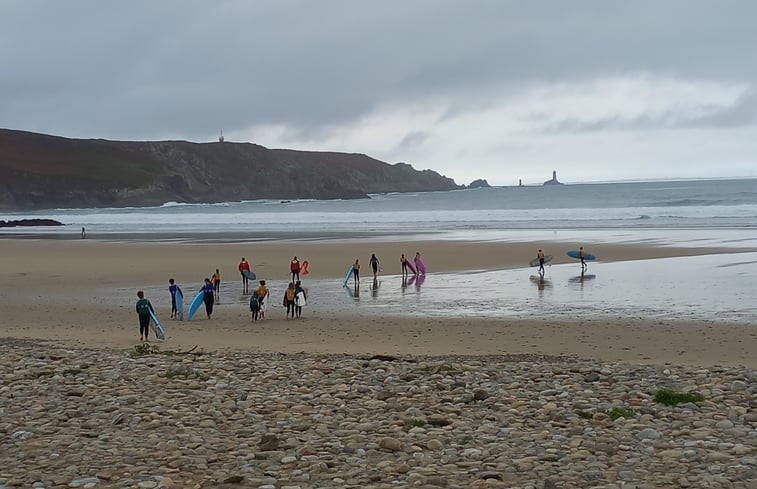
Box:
81 227 86 239
400 253 409 278
290 256 301 283
369 253 380 278
256 280 269 319
202 278 215 319
135 290 154 342
352 259 360 286
238 258 251 290
537 249 545 275
579 246 587 271
249 291 260 322
294 280 306 318
284 282 296 319
211 269 221 300
168 278 183 319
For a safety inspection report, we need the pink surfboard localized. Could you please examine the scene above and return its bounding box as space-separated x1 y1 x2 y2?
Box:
405 259 417 275
414 257 426 275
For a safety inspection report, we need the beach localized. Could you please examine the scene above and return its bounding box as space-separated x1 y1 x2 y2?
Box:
1 236 755 367
1 233 756 488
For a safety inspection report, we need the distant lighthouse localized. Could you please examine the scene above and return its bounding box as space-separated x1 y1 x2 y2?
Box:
543 170 562 186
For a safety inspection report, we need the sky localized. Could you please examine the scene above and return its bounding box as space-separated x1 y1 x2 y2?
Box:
1 1 756 185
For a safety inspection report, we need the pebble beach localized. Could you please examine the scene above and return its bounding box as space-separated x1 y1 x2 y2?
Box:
2 339 755 489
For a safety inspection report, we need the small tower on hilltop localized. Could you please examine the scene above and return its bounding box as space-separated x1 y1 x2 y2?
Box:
543 170 563 186
218 130 225 143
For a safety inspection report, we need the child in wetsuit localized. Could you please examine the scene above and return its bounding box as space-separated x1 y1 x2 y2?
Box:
135 290 154 341
249 292 260 321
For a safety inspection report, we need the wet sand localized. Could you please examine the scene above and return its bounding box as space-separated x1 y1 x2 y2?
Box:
1 237 755 367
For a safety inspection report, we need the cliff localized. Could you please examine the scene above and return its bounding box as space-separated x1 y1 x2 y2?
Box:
0 129 460 210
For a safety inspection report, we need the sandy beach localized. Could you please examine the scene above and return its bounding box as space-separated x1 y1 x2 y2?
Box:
1 236 755 368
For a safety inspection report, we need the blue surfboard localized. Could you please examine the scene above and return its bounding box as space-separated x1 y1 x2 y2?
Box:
175 289 184 321
343 265 354 285
567 250 596 261
242 269 256 281
149 309 166 340
187 290 205 320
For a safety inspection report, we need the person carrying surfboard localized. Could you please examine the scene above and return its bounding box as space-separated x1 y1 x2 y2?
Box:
294 280 306 318
238 258 251 290
579 247 587 271
135 290 155 342
256 280 269 319
202 278 215 319
168 278 183 319
290 256 301 283
352 259 361 286
537 249 546 275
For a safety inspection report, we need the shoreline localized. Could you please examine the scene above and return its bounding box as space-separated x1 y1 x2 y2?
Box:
1 236 755 369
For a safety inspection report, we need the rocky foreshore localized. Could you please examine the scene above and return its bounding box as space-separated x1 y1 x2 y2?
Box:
1 340 754 489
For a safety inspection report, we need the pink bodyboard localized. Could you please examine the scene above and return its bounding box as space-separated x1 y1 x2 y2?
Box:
414 257 426 275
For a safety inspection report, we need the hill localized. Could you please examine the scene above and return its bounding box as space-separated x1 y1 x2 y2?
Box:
0 129 460 210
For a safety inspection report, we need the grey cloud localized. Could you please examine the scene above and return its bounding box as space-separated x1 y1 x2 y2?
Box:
1 0 757 141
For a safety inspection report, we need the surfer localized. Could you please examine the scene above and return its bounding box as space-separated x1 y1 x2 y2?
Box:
202 278 215 319
238 258 251 290
256 280 269 319
81 227 86 239
290 256 301 283
249 291 260 322
294 281 306 318
168 278 183 319
135 290 155 342
537 249 545 275
579 247 587 271
284 282 296 319
352 259 360 286
211 269 221 300
400 253 409 278
369 253 380 278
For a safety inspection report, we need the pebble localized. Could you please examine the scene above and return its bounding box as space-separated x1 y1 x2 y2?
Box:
1 340 754 488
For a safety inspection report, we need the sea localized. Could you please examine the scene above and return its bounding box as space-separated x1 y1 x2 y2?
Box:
4 178 757 323
2 179 757 244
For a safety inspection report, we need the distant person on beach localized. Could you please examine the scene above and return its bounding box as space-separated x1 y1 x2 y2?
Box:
168 278 182 319
81 227 86 239
400 253 409 278
238 258 251 289
290 256 301 283
353 259 360 286
135 290 154 342
284 282 296 318
537 249 545 275
294 280 306 318
211 269 221 299
202 278 215 319
579 247 587 271
249 291 260 322
257 280 269 319
369 253 380 278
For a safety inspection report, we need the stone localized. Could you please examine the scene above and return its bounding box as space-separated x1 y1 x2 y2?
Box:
379 437 402 452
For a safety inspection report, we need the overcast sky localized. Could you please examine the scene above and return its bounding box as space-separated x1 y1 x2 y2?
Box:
1 1 755 185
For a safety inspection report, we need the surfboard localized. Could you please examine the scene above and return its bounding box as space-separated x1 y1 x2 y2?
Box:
175 289 184 321
301 260 310 276
149 309 166 340
567 250 596 261
529 255 554 267
242 269 256 281
405 260 417 275
187 290 205 320
414 257 426 275
295 290 306 307
343 266 354 285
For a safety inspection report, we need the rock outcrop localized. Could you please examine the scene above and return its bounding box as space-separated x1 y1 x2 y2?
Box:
0 129 461 210
0 218 63 228
467 179 491 189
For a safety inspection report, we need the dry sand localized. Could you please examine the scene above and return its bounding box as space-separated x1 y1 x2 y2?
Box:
1 238 755 368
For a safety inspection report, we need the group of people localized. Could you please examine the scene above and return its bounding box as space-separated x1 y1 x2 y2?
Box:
536 246 589 275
